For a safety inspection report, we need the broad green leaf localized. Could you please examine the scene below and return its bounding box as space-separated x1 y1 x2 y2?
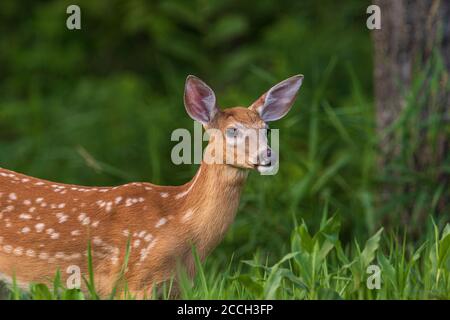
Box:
61 289 85 300
360 228 384 267
30 284 53 300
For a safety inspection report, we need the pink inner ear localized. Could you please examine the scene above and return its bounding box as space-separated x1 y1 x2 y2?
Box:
184 77 217 124
260 75 303 122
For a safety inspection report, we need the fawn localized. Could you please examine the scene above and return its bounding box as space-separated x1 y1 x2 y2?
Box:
0 74 303 298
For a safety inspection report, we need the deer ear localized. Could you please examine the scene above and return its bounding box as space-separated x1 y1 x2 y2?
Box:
184 75 218 125
250 75 303 122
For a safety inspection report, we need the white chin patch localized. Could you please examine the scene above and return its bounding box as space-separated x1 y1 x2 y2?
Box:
256 164 276 175
256 150 278 175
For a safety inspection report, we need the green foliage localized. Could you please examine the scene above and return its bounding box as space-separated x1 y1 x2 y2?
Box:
378 52 450 230
5 216 450 300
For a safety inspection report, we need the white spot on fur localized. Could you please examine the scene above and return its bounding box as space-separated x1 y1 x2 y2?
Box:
78 213 86 221
93 237 102 245
26 249 36 257
13 247 23 256
56 212 68 223
139 238 158 262
35 223 45 232
39 252 49 260
82 217 90 225
21 227 31 234
55 252 65 259
155 218 167 228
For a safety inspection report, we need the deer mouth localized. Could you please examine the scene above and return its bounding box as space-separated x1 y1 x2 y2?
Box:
255 163 271 168
254 163 276 174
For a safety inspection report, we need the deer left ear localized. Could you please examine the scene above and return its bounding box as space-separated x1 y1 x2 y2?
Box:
184 75 218 125
250 75 303 122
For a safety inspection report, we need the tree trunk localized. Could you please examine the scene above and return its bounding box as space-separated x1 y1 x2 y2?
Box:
372 0 449 228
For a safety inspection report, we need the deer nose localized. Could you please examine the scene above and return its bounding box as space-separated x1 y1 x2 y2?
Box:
258 148 272 166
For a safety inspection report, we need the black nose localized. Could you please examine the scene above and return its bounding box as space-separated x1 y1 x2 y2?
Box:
259 148 272 166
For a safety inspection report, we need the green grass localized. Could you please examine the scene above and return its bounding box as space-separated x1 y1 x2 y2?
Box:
4 215 450 300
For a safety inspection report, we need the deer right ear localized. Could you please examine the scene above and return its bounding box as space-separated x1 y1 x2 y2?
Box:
250 75 303 122
184 75 218 125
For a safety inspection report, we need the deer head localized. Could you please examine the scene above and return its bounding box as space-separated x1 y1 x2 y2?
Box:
184 75 304 174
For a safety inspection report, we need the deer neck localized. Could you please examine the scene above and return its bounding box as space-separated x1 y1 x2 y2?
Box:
179 162 248 256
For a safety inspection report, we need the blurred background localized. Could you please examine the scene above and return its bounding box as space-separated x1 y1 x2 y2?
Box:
0 0 448 268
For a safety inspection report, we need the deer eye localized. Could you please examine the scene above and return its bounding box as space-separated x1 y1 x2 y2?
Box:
226 127 239 138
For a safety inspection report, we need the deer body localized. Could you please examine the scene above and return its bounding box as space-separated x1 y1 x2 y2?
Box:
0 75 303 298
0 163 246 296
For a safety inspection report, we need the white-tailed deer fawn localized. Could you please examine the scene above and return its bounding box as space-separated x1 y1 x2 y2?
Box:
0 75 303 298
